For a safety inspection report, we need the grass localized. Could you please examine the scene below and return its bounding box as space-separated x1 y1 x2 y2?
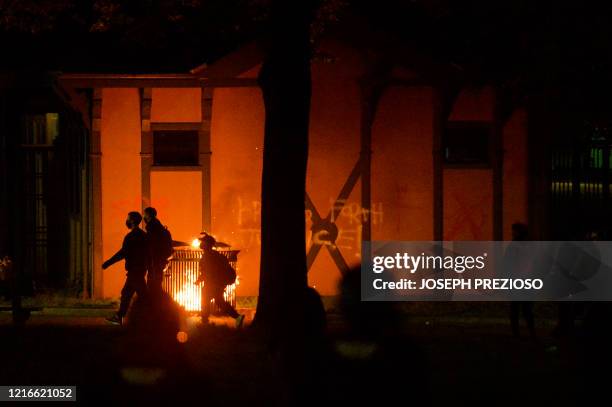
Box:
0 307 599 406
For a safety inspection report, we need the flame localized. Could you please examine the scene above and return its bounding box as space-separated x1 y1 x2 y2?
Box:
191 238 200 248
164 246 237 313
173 275 202 312
172 277 237 312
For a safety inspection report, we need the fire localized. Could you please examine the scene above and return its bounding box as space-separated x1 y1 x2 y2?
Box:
163 246 238 313
173 275 203 312
173 280 238 312
191 238 200 248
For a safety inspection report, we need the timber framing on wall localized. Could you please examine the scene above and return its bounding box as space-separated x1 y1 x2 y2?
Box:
433 90 443 241
492 89 504 241
140 88 153 210
63 43 524 288
200 87 213 232
304 75 388 276
434 84 464 241
90 88 103 298
305 74 446 275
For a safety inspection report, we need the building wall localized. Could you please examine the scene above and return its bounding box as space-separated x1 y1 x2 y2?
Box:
150 170 202 244
305 44 365 295
100 88 141 297
444 88 495 240
372 86 434 241
210 86 265 296
151 88 201 123
94 67 528 299
502 109 529 239
207 63 527 295
150 87 203 245
100 87 205 298
210 43 371 296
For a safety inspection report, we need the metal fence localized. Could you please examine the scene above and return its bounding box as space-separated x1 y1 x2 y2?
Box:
163 246 238 313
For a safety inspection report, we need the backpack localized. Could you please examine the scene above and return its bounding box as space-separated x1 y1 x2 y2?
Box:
218 253 237 286
160 226 173 259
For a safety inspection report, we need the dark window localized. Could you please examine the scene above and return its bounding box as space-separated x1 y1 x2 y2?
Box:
22 113 58 145
443 123 491 166
153 130 199 166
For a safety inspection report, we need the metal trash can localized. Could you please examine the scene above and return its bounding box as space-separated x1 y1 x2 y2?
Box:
163 246 238 313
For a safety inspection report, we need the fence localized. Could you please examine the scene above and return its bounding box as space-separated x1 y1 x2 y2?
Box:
163 246 238 313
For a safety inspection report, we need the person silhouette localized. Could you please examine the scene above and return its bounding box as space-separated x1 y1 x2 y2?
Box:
506 222 536 338
143 207 173 292
103 211 149 325
196 233 244 328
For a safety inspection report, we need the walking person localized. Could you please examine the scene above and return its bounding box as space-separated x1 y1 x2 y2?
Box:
143 207 173 293
103 211 149 325
196 233 244 328
506 222 536 338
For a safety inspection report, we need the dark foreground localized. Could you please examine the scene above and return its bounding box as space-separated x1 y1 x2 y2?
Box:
0 308 605 406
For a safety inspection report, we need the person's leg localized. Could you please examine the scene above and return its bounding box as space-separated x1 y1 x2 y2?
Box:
118 278 136 318
213 288 239 318
147 262 164 292
133 274 148 302
201 284 212 322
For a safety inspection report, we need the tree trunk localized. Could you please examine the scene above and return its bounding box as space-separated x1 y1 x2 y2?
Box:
254 2 319 401
254 0 314 333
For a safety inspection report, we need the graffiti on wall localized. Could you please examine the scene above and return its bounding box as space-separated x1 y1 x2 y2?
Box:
233 196 384 260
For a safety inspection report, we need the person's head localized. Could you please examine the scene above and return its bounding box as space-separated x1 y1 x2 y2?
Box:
126 211 142 230
198 233 216 251
143 207 157 224
511 222 528 241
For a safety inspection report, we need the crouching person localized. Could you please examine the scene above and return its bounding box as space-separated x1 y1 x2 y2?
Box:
103 211 149 325
196 233 244 328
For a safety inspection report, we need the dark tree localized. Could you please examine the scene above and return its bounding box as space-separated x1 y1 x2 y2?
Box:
254 0 313 327
253 0 318 401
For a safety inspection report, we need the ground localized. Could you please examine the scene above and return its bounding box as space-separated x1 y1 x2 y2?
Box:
0 303 600 405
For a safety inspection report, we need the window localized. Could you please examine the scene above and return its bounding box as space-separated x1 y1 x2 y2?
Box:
443 122 492 166
22 113 59 145
153 130 199 166
21 113 59 279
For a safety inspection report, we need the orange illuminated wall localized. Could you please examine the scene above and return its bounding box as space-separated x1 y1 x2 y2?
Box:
372 86 434 242
210 86 265 296
149 87 203 244
151 88 201 122
100 88 141 298
210 41 370 295
150 171 202 244
206 48 528 296
444 88 495 240
502 109 528 239
444 170 494 240
306 43 365 295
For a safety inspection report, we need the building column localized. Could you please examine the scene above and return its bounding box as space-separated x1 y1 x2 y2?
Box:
0 93 7 256
433 89 445 242
90 88 103 298
492 89 504 241
140 88 153 210
359 80 386 245
200 87 213 232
